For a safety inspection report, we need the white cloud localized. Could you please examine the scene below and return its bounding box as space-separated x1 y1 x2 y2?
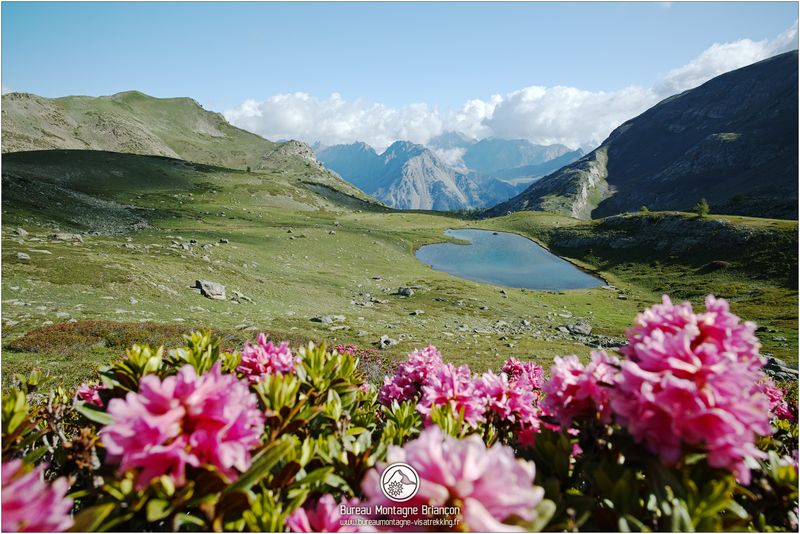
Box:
654 20 798 96
482 84 656 148
225 92 444 151
431 147 468 168
225 23 798 152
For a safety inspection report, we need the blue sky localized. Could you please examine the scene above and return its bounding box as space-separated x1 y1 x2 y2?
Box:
3 2 798 149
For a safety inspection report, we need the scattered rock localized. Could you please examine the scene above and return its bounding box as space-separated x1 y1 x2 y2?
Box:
764 356 798 382
521 320 532 327
617 294 628 300
28 249 52 255
311 315 334 324
15 252 30 261
410 309 425 316
13 228 28 237
379 335 398 349
49 233 83 243
397 287 415 297
189 239 198 245
332 315 346 323
232 291 253 303
194 279 226 300
129 297 138 305
219 238 229 244
568 322 593 336
772 336 788 342
328 230 336 235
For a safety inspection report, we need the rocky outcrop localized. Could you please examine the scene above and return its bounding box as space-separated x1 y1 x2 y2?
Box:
257 140 324 170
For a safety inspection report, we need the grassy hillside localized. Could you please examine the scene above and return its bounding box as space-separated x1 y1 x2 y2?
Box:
2 150 796 388
3 91 282 170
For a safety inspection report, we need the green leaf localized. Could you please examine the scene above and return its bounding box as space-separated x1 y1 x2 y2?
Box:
74 402 114 425
146 499 171 522
69 503 116 532
224 439 293 494
527 498 556 532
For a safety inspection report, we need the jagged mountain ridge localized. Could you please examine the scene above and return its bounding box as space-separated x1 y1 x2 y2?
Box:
316 138 583 211
488 51 799 220
316 140 519 210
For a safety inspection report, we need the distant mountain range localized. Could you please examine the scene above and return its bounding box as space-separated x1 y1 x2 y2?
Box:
316 141 520 210
488 51 799 220
316 137 583 210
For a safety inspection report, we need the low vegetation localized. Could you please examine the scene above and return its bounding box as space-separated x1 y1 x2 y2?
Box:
2 295 796 531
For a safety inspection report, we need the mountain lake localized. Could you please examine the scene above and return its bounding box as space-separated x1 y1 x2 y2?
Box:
416 228 605 290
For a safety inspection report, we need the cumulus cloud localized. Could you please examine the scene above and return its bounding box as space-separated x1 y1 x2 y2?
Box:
654 20 798 96
225 23 797 151
483 85 656 148
225 92 444 151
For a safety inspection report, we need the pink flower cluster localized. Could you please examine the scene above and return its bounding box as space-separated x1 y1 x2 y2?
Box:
378 346 443 405
2 460 73 532
475 371 541 439
418 363 487 427
541 351 619 427
75 382 106 407
759 379 794 421
611 295 771 484
362 426 544 531
101 363 264 488
237 333 299 383
381 348 544 435
502 357 544 390
285 494 366 533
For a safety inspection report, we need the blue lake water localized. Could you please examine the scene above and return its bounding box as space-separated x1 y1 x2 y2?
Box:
415 229 604 290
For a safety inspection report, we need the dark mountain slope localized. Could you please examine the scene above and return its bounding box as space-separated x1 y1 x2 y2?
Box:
488 51 798 220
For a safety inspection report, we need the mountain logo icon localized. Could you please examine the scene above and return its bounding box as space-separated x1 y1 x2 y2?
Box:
379 462 420 502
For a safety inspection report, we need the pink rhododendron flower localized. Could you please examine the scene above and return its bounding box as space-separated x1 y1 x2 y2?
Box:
541 351 619 427
101 363 264 488
285 494 368 532
476 371 541 439
611 295 771 484
75 382 106 407
502 357 544 390
759 379 794 421
237 333 298 383
378 346 443 405
1 459 73 532
418 363 486 427
362 426 544 531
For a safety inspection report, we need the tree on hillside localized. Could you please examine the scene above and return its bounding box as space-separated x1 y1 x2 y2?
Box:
693 198 710 217
640 205 650 214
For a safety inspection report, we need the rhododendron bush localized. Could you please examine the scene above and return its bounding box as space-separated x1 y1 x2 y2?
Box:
1 296 797 532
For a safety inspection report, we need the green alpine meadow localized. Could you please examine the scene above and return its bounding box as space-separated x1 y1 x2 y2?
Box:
1 3 797 533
